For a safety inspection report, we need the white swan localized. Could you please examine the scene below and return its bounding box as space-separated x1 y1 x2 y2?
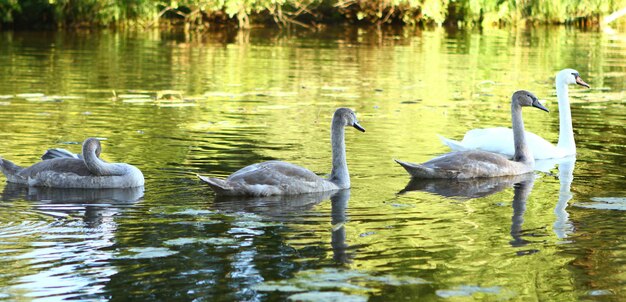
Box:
439 69 590 159
198 108 365 196
0 138 144 188
395 90 548 179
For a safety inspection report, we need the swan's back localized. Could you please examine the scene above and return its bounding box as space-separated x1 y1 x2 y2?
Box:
228 161 319 182
201 160 336 196
19 158 93 178
29 163 144 188
41 148 81 160
396 150 532 179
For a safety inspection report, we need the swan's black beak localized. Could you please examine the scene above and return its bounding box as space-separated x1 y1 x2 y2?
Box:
353 122 365 132
575 75 590 88
532 100 549 113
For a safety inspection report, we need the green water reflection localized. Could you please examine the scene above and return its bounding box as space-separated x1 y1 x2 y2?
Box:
0 26 624 301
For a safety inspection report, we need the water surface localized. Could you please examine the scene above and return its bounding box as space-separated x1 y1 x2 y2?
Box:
0 26 625 301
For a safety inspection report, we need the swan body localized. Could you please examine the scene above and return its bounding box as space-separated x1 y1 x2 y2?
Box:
395 150 534 179
396 90 548 179
198 108 365 196
0 138 144 188
439 69 589 159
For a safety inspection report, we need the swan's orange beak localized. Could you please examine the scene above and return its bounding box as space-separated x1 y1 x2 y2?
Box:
575 76 590 88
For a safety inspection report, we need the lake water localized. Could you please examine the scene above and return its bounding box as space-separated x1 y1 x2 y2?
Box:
0 25 624 301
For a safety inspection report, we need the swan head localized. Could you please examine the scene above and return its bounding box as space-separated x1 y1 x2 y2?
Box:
334 108 365 132
82 138 103 157
557 69 590 88
513 90 549 112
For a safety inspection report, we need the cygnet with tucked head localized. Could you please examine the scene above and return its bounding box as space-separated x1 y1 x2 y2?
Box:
0 138 144 188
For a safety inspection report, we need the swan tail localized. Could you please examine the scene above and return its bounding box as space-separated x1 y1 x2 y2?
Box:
394 159 435 178
41 148 80 160
0 157 26 183
197 174 233 194
437 135 468 151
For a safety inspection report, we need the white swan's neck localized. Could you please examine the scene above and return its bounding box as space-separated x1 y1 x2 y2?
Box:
511 102 534 166
83 147 127 176
556 80 575 152
329 118 349 188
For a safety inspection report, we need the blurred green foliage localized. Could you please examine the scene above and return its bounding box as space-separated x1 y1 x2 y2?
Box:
0 0 624 28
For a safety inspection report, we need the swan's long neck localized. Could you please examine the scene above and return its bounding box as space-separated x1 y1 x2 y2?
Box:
511 102 534 166
83 146 127 176
556 80 575 151
329 117 350 188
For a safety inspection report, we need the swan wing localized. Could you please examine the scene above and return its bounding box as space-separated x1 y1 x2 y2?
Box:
217 161 332 196
19 158 93 178
41 148 81 160
437 135 470 151
420 150 527 178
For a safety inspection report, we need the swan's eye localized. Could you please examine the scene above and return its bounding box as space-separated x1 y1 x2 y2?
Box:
571 72 579 77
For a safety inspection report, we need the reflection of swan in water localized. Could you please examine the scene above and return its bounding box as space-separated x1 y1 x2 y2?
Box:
330 190 351 264
0 183 143 296
212 190 337 218
509 177 535 249
398 173 538 252
398 173 534 200
1 182 144 203
552 156 576 239
1 182 144 226
212 189 352 263
522 156 575 238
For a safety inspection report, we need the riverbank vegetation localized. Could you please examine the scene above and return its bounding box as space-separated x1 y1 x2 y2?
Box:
1 0 624 29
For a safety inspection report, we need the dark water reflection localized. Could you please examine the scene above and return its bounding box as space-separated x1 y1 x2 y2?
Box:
398 173 534 199
0 26 625 300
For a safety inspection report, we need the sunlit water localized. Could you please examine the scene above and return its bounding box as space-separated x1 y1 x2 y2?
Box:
0 26 624 301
